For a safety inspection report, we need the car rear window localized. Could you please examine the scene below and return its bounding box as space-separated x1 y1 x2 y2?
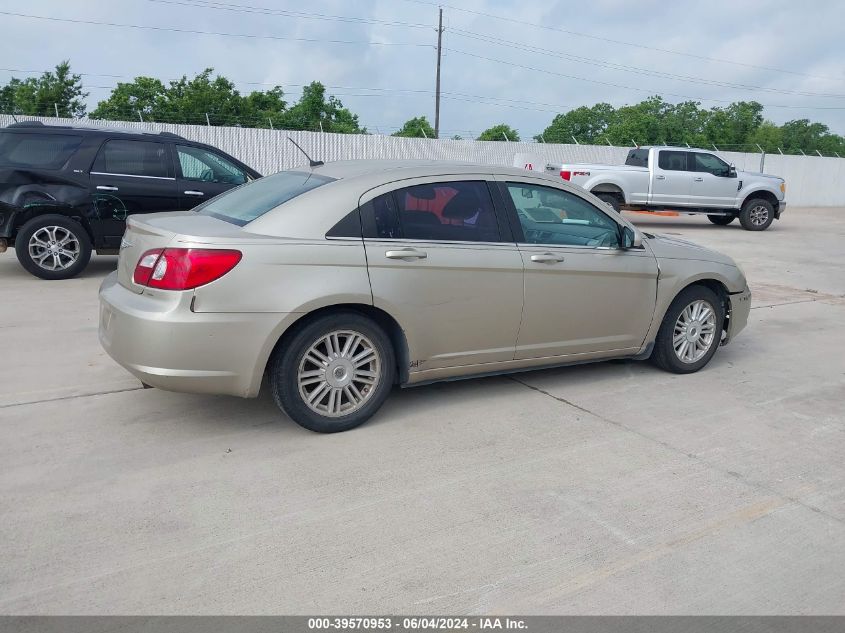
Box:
0 132 83 169
195 170 334 226
625 148 649 167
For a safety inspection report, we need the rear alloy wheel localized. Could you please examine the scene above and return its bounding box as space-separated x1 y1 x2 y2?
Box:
650 285 724 374
708 214 735 225
270 312 395 433
739 198 775 231
15 215 92 280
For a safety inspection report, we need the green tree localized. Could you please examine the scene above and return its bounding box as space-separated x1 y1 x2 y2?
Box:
536 102 615 143
0 61 87 117
89 77 167 121
281 81 364 133
477 124 520 141
392 115 435 138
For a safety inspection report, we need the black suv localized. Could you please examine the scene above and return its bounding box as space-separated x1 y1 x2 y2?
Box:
0 122 261 279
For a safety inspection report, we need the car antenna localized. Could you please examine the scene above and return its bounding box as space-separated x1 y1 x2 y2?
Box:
11 113 19 123
287 137 324 168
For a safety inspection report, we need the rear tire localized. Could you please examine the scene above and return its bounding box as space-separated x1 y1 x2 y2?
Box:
595 193 622 213
739 198 774 231
15 215 92 280
651 285 724 374
269 312 396 433
708 214 735 225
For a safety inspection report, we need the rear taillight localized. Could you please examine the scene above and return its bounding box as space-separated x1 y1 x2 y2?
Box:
133 248 242 290
560 170 572 181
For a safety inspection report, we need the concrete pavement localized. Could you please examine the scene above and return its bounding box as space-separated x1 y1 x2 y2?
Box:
1 208 843 614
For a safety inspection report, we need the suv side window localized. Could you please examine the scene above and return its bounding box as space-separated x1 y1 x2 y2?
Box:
176 145 247 184
0 133 82 169
657 150 688 172
506 182 620 248
92 140 172 178
691 152 730 177
365 180 500 243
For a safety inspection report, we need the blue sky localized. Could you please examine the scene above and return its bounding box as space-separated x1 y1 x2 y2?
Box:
1 0 843 138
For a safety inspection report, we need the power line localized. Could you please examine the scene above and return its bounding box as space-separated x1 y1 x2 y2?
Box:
450 28 845 99
143 0 433 29
444 48 845 110
0 11 433 47
397 0 845 82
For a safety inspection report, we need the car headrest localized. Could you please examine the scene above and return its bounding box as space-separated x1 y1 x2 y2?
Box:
441 188 481 220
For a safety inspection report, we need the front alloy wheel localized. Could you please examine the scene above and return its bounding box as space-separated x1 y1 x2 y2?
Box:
651 285 724 374
28 225 81 272
672 300 718 364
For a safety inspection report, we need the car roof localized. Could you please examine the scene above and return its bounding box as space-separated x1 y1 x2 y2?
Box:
308 159 561 182
3 121 185 140
638 145 714 153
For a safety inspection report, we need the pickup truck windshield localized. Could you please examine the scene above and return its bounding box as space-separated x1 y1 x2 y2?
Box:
196 170 334 226
625 149 649 167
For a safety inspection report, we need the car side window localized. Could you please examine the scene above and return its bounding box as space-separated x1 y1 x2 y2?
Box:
365 180 500 243
692 152 730 177
92 140 172 178
657 150 688 172
506 183 620 248
176 145 247 184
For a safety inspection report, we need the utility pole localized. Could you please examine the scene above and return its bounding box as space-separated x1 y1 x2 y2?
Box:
434 7 443 139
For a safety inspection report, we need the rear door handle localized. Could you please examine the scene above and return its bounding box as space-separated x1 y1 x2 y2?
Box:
385 248 427 260
184 190 205 196
530 252 566 263
693 177 704 182
96 185 118 191
655 175 666 180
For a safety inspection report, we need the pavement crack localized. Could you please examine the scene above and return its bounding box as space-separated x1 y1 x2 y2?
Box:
0 386 144 409
507 375 845 529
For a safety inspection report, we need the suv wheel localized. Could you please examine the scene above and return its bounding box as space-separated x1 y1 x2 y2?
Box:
269 312 396 433
650 285 724 374
738 198 775 231
15 215 92 280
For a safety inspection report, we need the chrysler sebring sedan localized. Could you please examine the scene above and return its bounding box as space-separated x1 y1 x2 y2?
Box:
99 160 751 433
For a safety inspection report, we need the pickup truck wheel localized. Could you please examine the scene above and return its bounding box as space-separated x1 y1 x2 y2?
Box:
708 214 735 226
650 285 724 374
14 215 92 280
739 199 774 231
595 193 621 213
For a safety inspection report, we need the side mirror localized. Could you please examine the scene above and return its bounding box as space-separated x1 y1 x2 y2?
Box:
728 165 737 178
621 225 643 249
521 188 533 199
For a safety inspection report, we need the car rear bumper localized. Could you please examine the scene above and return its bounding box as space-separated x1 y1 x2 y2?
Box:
98 272 290 398
724 285 751 345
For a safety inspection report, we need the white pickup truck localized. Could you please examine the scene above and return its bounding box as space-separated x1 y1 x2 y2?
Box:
547 146 786 231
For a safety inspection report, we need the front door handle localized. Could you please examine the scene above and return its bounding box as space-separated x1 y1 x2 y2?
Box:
655 175 666 180
385 248 427 260
530 252 566 263
184 190 205 196
693 177 704 182
96 185 118 191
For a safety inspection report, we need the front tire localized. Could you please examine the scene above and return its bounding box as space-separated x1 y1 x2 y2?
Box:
708 214 735 226
739 198 774 231
651 285 724 374
15 215 92 280
269 312 396 433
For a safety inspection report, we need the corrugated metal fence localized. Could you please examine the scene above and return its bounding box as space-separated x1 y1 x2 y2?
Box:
4 115 844 207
